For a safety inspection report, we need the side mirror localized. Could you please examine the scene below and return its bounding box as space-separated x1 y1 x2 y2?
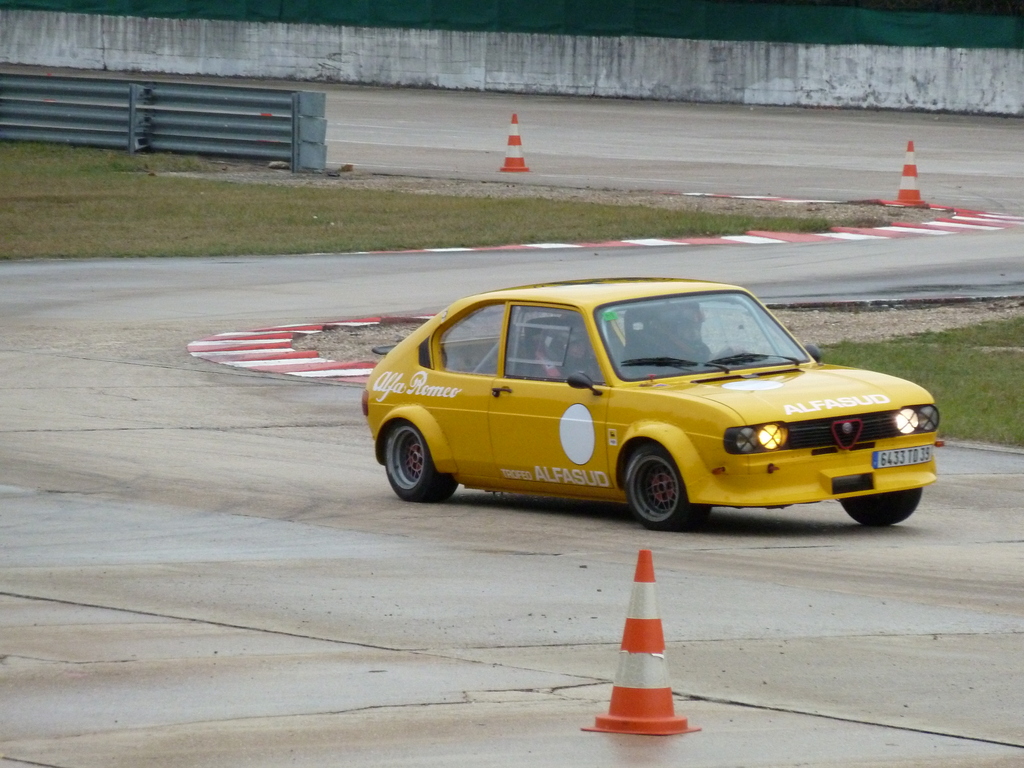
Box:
804 343 822 364
566 371 603 395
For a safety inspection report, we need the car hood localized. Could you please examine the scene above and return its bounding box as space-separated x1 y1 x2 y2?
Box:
676 366 932 423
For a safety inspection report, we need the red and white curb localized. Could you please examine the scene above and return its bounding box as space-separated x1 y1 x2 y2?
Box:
359 204 1023 254
188 319 390 384
189 203 1023 385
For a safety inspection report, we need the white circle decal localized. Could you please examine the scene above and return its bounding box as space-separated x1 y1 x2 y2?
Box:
560 404 595 465
721 380 784 391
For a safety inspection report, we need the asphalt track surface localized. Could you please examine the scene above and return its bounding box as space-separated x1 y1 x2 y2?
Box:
321 85 1024 214
2 86 1024 768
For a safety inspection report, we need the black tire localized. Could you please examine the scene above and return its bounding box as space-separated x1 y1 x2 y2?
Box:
840 487 922 526
383 421 458 503
625 444 711 531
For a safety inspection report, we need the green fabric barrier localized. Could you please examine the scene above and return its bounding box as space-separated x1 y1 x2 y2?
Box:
711 3 862 44
1 0 1021 48
281 1 365 26
368 0 430 26
855 6 1021 47
636 1 707 40
498 0 565 34
704 2 784 42
130 1 184 15
433 0 499 30
792 6 861 45
567 0 635 36
16 0 121 11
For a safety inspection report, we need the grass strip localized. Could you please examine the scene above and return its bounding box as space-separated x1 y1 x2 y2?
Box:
0 142 839 259
824 316 1024 446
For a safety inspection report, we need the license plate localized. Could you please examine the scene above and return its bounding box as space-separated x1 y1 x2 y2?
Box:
872 445 933 469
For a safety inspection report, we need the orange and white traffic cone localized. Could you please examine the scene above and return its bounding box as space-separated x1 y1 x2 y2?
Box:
583 549 700 736
499 113 530 172
895 140 926 206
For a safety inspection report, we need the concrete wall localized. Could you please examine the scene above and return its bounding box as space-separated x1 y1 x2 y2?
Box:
2 9 1022 115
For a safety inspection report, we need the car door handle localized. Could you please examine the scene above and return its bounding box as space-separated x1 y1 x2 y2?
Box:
491 386 513 397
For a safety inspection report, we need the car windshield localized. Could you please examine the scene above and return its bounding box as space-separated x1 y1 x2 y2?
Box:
596 291 810 381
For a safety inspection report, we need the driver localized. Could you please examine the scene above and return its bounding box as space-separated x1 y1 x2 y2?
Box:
651 301 711 361
562 327 603 382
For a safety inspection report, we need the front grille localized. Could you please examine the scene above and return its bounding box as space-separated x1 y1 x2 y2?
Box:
788 411 900 451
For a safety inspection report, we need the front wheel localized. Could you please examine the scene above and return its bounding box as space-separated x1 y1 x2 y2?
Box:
383 421 458 503
625 444 711 531
840 487 922 526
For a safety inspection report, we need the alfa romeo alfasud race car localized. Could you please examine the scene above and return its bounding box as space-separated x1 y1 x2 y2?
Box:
362 279 939 531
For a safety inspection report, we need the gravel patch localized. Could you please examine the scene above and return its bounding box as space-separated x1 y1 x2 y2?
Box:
296 317 426 362
773 298 1024 346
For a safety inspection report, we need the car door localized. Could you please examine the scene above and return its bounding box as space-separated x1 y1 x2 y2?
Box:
424 302 506 481
488 305 612 497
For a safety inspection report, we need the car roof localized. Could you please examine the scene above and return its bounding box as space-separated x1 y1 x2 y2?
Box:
462 278 746 312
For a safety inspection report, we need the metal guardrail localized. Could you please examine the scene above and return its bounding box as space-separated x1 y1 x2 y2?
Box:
0 74 327 171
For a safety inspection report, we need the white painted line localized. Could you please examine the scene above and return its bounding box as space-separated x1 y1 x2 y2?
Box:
722 235 787 244
952 216 1021 225
188 339 291 348
622 238 684 246
191 347 295 357
821 232 888 240
254 323 325 329
524 243 584 249
226 358 332 368
213 330 294 338
924 221 1004 230
877 226 951 235
970 213 1024 221
291 368 375 378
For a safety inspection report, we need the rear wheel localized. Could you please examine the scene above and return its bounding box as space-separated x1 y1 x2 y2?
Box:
840 487 921 526
625 444 711 531
383 421 458 503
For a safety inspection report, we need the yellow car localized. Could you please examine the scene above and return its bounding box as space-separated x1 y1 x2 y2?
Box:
362 279 939 531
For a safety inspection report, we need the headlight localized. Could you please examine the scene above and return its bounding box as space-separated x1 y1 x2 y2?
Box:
733 427 757 453
895 408 919 434
725 423 788 454
895 404 940 435
758 423 787 450
916 404 940 432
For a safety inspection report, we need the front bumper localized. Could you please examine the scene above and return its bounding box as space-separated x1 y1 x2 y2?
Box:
687 436 937 507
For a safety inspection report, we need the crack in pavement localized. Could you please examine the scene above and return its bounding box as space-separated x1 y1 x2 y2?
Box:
0 591 410 654
685 692 1024 750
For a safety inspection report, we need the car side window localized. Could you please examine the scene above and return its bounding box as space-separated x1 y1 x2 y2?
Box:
504 306 603 382
439 304 504 375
